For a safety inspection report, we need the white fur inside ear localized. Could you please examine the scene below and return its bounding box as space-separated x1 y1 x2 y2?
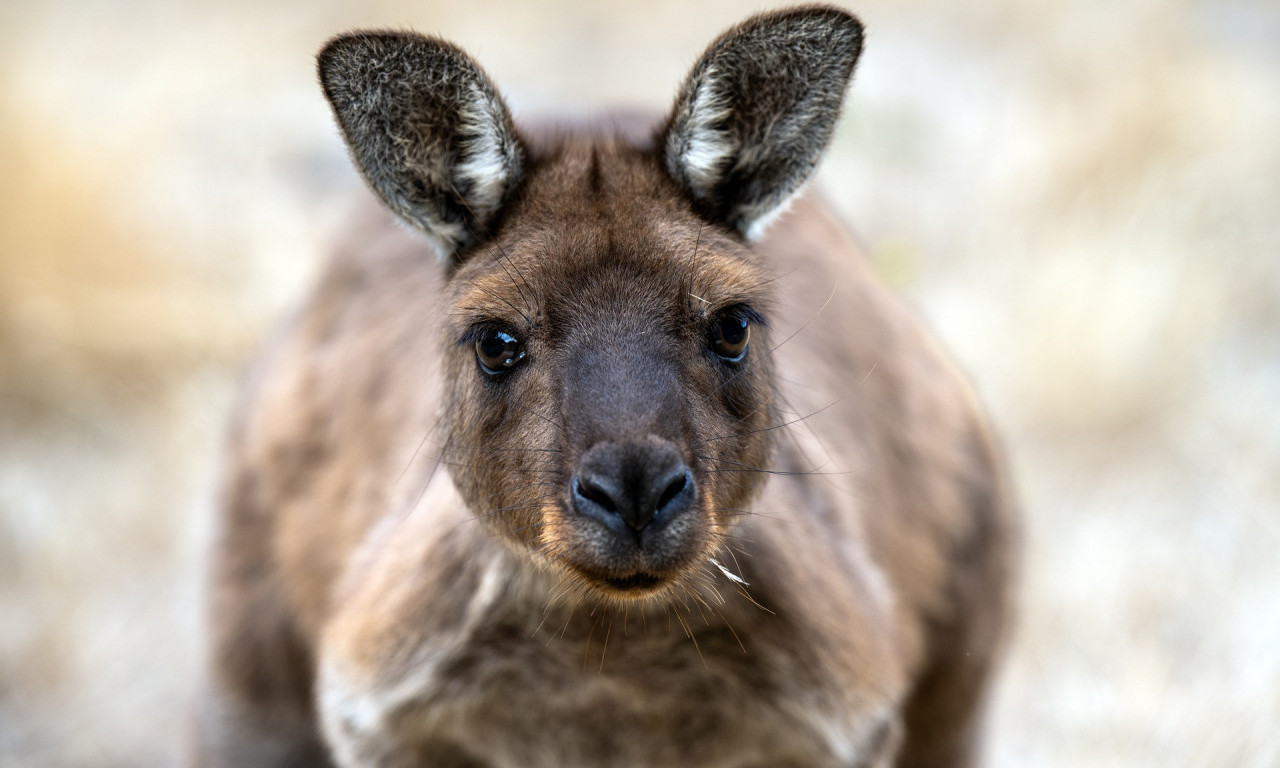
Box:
742 183 803 241
673 69 736 200
454 84 514 219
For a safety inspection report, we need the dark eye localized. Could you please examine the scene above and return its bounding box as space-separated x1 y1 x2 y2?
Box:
709 314 750 362
475 329 526 375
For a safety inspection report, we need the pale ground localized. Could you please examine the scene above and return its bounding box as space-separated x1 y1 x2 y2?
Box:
1 0 1277 766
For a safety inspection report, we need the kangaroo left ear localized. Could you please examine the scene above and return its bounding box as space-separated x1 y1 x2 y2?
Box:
318 32 525 262
662 7 864 240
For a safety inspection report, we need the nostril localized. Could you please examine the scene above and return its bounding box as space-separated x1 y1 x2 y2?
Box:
571 444 695 536
655 469 691 515
574 474 619 515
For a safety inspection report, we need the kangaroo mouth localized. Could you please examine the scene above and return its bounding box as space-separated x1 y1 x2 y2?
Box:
555 527 705 597
563 563 673 596
601 572 665 592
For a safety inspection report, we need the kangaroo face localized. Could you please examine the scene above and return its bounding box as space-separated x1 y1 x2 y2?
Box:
438 152 778 597
318 10 863 599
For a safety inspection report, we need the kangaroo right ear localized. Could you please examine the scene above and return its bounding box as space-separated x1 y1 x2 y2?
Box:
662 7 863 240
318 32 525 261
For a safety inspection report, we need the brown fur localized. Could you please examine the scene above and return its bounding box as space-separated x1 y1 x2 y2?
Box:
194 8 1016 767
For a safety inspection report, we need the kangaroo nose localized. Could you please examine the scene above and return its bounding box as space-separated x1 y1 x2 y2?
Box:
571 440 695 535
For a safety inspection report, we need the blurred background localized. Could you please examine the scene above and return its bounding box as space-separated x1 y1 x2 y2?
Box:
1 0 1277 765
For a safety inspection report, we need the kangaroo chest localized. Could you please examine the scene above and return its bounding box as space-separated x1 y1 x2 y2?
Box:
320 596 898 768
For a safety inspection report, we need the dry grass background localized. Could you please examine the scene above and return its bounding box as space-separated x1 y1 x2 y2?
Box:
1 0 1277 765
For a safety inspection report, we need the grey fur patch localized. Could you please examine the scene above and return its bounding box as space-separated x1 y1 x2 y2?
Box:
318 32 525 260
663 7 864 239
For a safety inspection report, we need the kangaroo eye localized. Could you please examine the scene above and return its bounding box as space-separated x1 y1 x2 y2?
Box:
709 315 750 362
476 329 526 375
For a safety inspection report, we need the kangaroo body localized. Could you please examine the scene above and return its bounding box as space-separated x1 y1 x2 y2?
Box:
195 9 1015 768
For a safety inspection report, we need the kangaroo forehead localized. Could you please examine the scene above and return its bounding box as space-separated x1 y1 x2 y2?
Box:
452 243 772 340
452 174 773 330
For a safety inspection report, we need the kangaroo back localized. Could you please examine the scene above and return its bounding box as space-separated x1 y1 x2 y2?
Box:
195 8 1015 768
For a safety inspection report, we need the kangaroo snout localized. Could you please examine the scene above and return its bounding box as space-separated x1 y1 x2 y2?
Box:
561 436 704 593
571 439 696 537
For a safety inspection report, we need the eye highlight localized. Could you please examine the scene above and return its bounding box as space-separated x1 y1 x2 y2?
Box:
709 313 751 362
475 328 526 376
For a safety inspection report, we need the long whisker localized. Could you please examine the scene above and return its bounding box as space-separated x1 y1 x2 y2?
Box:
598 612 614 673
694 400 839 445
695 454 844 477
711 283 838 397
455 196 537 318
671 607 706 668
483 228 537 318
487 244 536 318
471 280 532 325
431 458 563 474
717 507 787 524
582 610 602 670
396 421 443 485
436 444 563 456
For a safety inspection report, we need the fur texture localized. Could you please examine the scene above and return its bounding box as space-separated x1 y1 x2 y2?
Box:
318 32 525 259
194 7 1016 768
663 7 863 238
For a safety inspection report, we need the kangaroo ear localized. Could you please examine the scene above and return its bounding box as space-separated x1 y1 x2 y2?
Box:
662 7 863 239
318 32 525 261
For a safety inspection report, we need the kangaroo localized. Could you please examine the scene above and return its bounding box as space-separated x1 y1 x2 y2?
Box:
193 6 1016 768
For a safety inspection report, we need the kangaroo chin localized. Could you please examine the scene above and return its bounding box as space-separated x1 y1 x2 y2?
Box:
194 6 1017 768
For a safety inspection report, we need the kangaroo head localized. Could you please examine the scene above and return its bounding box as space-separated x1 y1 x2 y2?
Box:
318 7 863 600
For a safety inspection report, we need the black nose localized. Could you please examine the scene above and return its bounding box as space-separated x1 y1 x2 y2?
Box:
571 440 695 536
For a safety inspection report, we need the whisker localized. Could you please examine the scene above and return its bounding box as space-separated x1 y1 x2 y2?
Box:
729 267 795 296
455 209 536 319
430 458 563 474
487 245 536 319
556 594 582 642
472 280 532 326
598 612 613 673
732 584 774 615
724 546 749 579
709 557 749 587
718 607 748 654
694 400 840 445
531 589 560 639
717 507 785 523
583 611 602 670
524 404 567 433
437 444 563 456
396 422 441 484
672 608 706 668
710 283 838 396
698 460 846 478
484 227 537 317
